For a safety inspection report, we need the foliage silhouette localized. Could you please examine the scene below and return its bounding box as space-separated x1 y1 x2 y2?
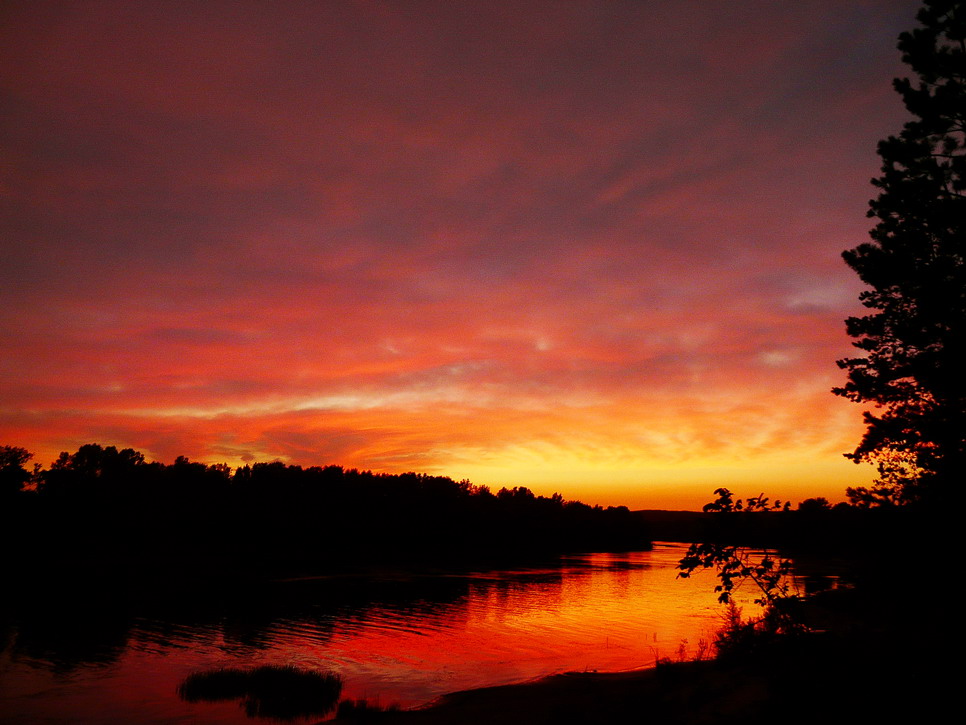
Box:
677 489 796 608
795 497 830 513
678 489 804 658
0 445 33 497
834 0 966 505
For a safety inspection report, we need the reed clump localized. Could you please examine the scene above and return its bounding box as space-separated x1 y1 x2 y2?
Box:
178 664 343 719
336 698 402 720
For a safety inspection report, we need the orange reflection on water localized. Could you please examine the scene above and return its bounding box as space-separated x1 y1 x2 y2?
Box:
271 544 772 709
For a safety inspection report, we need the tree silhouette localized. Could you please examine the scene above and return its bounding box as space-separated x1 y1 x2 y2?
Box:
834 0 965 505
0 445 33 496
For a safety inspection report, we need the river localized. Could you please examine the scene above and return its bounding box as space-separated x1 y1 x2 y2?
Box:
0 542 800 723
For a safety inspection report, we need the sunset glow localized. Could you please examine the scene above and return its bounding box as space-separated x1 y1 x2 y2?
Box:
1 1 922 509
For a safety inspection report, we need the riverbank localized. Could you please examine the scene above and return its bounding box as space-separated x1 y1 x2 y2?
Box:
332 586 947 724
336 638 941 725
333 663 729 724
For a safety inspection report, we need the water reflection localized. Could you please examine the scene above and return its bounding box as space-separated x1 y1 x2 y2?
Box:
0 588 133 672
0 544 800 724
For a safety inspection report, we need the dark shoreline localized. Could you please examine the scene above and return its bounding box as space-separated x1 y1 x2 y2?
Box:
337 641 942 725
331 583 949 725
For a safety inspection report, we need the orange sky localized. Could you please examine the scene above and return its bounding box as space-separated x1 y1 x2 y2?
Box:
0 1 921 510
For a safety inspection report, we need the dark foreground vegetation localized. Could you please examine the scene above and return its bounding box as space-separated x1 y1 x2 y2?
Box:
0 442 649 577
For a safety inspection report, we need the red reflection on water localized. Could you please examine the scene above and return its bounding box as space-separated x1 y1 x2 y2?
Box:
273 545 765 710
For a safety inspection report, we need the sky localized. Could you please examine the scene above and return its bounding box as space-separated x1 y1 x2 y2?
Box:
1 0 923 510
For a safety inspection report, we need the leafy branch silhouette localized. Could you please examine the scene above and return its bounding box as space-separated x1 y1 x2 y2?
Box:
677 488 795 608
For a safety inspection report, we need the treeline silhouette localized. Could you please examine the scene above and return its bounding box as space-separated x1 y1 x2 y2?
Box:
0 443 649 575
639 500 910 552
641 494 947 599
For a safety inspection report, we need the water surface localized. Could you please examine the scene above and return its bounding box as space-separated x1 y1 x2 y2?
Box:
0 543 779 723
